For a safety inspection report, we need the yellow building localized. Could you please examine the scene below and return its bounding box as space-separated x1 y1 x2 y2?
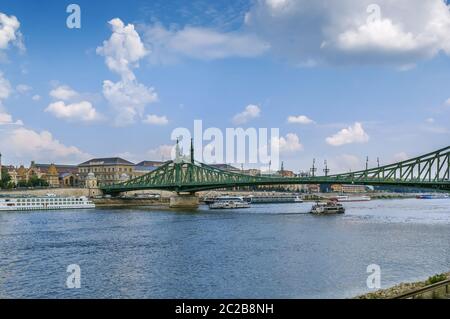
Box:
331 184 367 193
78 157 135 186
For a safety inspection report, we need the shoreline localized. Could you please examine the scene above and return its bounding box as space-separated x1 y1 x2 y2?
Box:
355 272 450 299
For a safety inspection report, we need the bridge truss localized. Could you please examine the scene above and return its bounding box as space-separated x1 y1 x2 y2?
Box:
101 146 450 195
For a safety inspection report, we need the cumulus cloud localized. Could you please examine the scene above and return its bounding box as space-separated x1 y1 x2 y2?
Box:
147 144 175 161
326 122 369 146
232 104 261 125
49 85 78 101
46 85 102 123
142 24 269 63
287 115 315 124
0 112 22 125
272 133 303 153
0 126 90 162
96 18 148 81
102 79 157 126
97 18 158 126
0 12 25 52
143 114 168 125
32 94 41 101
45 101 102 122
244 0 450 67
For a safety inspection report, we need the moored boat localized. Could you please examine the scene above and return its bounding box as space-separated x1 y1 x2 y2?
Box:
416 194 449 199
208 196 251 209
333 195 371 202
0 194 95 211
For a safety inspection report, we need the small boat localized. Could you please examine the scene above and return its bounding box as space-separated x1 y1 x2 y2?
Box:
334 195 371 202
310 201 345 215
294 196 303 203
416 194 449 199
208 196 251 209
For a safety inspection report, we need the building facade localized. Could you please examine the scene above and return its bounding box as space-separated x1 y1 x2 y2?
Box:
330 184 367 193
78 157 135 186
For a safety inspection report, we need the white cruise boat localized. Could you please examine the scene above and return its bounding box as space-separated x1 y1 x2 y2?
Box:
0 194 95 211
334 195 371 202
209 196 251 209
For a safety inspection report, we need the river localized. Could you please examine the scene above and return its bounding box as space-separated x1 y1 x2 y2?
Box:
0 198 449 298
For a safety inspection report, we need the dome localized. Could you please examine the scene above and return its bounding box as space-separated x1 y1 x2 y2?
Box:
87 172 95 179
47 164 58 175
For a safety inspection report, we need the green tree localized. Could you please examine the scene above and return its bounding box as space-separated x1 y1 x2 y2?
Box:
0 167 11 189
27 175 49 187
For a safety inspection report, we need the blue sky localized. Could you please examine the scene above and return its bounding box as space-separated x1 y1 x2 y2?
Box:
0 0 449 173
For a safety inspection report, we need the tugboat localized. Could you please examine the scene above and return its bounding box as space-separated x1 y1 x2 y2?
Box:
310 201 345 215
208 196 251 209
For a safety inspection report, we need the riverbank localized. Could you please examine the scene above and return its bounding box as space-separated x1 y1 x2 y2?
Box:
355 272 450 299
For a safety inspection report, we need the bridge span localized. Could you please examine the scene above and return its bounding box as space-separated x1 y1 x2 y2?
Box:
101 145 450 207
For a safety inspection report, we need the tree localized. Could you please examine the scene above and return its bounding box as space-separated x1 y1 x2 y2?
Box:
0 167 11 189
27 175 49 187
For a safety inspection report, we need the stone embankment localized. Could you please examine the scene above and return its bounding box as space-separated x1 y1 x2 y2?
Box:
356 272 450 299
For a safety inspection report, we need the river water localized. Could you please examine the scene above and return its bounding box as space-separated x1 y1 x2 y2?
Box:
0 198 449 298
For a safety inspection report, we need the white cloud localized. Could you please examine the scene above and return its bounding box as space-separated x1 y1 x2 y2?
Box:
32 94 41 101
425 117 435 123
244 0 450 66
232 104 261 125
0 12 24 52
329 154 362 173
0 71 12 104
102 79 157 126
97 18 158 126
0 127 89 162
47 85 102 123
393 152 409 162
143 114 168 125
287 115 315 124
272 133 303 153
16 84 32 94
147 144 175 161
96 18 148 81
142 24 269 63
326 122 369 146
445 98 450 106
49 85 78 101
45 101 102 122
0 112 22 125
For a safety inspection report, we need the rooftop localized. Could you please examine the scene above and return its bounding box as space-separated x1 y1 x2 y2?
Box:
135 160 166 167
79 157 135 167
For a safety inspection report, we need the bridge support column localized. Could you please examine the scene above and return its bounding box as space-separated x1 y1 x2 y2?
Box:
169 193 199 209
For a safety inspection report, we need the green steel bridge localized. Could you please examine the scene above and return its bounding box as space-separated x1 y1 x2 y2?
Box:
101 145 450 195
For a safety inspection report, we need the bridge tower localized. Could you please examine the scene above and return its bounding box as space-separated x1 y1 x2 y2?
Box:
323 160 330 177
169 139 200 209
310 159 317 177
